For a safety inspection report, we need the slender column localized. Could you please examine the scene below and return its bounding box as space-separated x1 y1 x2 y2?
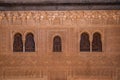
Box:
23 34 26 52
89 33 93 52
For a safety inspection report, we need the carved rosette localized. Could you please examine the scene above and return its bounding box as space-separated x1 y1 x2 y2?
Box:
0 10 119 25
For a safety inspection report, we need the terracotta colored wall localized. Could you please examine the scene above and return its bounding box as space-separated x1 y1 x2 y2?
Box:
0 10 120 80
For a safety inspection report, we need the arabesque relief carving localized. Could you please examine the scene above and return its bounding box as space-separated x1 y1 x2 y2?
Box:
0 10 119 25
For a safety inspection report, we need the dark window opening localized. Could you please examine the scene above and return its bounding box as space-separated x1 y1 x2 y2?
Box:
13 33 23 52
80 32 90 52
25 33 35 52
53 36 62 52
92 32 102 52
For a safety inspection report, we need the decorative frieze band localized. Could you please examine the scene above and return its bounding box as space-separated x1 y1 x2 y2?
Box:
0 10 120 25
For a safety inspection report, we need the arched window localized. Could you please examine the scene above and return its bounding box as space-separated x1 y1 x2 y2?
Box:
92 32 102 52
25 33 35 52
53 36 62 52
80 32 90 52
13 33 23 52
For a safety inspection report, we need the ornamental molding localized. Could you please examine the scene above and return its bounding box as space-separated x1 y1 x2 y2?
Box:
0 10 120 25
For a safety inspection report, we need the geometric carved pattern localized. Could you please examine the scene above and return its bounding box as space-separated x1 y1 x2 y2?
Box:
25 33 35 52
80 32 90 52
53 36 62 52
92 32 102 52
13 33 23 52
0 11 120 25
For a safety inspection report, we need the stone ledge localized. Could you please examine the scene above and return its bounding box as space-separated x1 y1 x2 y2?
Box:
0 2 120 10
1 0 120 3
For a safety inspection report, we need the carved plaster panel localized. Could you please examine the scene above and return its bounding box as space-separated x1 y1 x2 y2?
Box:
0 10 119 26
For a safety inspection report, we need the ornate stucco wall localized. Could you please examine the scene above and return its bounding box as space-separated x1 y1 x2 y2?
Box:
0 10 120 80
